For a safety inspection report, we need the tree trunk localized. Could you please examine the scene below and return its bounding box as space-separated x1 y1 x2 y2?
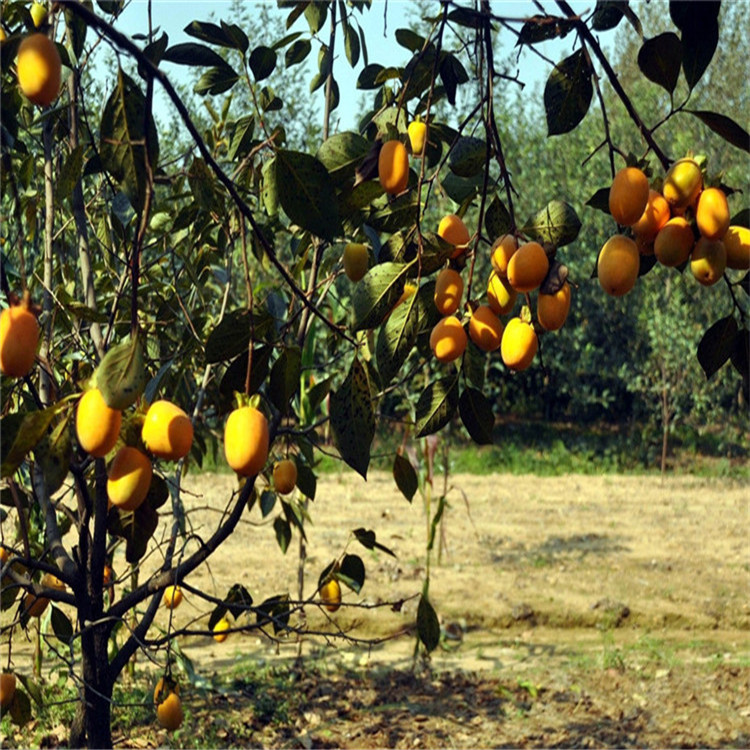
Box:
660 386 670 479
71 625 114 748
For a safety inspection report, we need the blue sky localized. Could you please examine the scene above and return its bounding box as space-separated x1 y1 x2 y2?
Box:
110 1 597 132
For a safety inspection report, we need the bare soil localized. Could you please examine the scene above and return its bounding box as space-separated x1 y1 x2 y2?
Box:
4 471 750 747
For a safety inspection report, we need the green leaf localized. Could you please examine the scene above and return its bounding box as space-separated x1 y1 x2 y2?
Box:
447 7 485 28
517 15 574 45
440 172 486 205
352 262 409 331
415 377 459 437
285 38 311 67
249 46 277 81
162 42 228 68
56 146 85 204
295 460 317 500
697 316 738 379
50 605 73 644
586 187 611 215
330 357 375 478
221 21 249 53
15 674 43 708
448 136 487 178
227 116 255 162
145 474 169 511
353 527 396 557
544 49 593 136
188 156 221 214
458 388 494 445
261 156 278 216
427 495 446 552
259 85 283 112
637 33 681 94
672 1 719 90
304 1 327 33
93 332 147 410
269 346 302 413
219 347 272 399
376 291 420 384
316 131 370 186
485 195 512 239
275 149 340 242
108 502 159 564
260 490 276 517
357 63 385 89
522 200 581 247
274 516 292 554
591 1 627 31
224 583 253 620
366 191 418 234
393 453 418 503
417 595 440 652
685 110 750 153
184 20 235 47
255 594 290 633
9 686 32 727
1 404 64 478
99 68 159 213
344 22 360 67
205 309 259 364
462 340 485 391
194 64 240 95
34 419 72 496
338 553 365 593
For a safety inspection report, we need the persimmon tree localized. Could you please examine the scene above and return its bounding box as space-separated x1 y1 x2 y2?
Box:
0 0 748 747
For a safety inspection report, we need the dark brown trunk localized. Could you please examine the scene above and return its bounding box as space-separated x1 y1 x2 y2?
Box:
74 624 113 748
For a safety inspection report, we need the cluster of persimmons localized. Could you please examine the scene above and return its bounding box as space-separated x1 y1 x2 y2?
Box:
342 123 572 374
599 158 749 296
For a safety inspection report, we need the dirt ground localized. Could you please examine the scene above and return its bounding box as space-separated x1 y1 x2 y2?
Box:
3 470 750 747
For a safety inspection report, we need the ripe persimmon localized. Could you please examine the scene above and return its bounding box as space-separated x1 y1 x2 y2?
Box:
597 235 639 297
224 406 269 477
631 189 670 241
609 167 649 226
156 690 184 731
487 272 517 316
378 140 409 194
107 446 152 512
429 316 467 363
0 299 39 378
163 585 183 610
320 579 342 612
434 268 464 316
537 281 571 332
437 214 470 259
500 317 538 371
213 618 231 643
468 305 503 352
507 242 549 293
490 234 518 277
17 33 61 107
76 388 122 458
662 158 702 211
408 121 427 156
723 226 750 270
690 237 726 286
142 400 193 461
0 673 16 710
343 243 369 282
273 459 297 495
654 217 694 267
696 187 730 240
